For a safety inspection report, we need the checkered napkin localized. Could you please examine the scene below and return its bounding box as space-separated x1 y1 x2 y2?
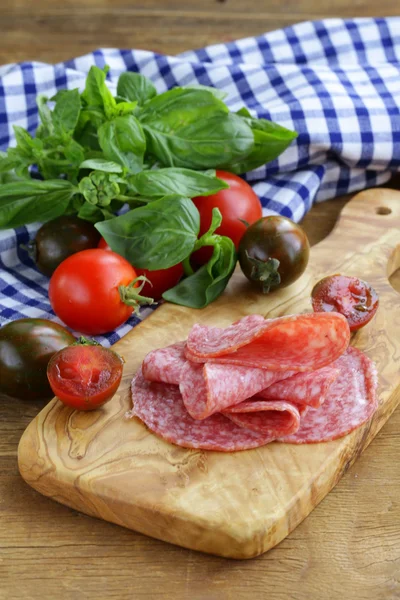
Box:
1 17 400 343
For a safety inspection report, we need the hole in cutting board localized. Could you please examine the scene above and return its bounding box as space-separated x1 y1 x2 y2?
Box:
376 206 392 215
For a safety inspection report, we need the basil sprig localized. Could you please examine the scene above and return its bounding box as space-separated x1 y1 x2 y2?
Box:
0 64 298 309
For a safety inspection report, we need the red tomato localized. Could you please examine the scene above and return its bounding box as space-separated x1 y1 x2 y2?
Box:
49 249 138 335
47 343 123 410
97 238 183 300
192 170 262 264
311 274 379 332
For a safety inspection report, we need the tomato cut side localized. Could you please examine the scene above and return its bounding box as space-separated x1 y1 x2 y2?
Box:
47 344 124 410
311 274 379 331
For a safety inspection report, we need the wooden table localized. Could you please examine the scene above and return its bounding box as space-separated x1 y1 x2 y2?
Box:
1 2 400 599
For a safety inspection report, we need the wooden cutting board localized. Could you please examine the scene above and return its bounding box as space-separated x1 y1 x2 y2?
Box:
17 188 400 560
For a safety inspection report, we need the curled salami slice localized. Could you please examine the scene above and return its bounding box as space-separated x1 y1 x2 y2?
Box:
186 312 350 371
223 399 301 436
142 341 187 385
279 347 378 444
129 369 277 452
179 361 295 420
259 366 340 408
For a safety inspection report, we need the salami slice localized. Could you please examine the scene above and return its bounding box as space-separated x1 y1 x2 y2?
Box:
142 341 187 385
259 366 340 408
129 369 277 452
179 361 295 420
186 312 350 371
223 399 301 436
279 347 378 444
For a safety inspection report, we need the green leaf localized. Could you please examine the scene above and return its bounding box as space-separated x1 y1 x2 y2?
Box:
163 235 236 308
117 72 157 105
137 89 253 169
0 151 18 174
130 167 228 198
52 88 81 136
37 95 55 136
78 201 115 223
113 100 138 116
96 195 200 269
13 126 36 159
227 112 298 174
81 65 117 120
185 84 227 100
0 179 77 228
79 171 120 206
98 115 146 174
80 158 123 173
63 139 85 165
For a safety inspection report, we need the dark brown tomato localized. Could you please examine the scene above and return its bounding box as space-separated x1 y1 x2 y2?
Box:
0 318 75 401
31 216 101 276
238 216 310 293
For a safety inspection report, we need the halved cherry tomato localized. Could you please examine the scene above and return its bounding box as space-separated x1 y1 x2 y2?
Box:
191 170 263 265
311 274 379 331
47 342 123 410
49 249 150 335
98 238 183 300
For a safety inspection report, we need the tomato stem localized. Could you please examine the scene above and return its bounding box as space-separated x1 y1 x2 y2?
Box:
118 275 155 314
245 252 281 294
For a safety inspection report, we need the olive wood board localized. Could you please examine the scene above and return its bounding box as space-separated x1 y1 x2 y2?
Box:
17 188 400 559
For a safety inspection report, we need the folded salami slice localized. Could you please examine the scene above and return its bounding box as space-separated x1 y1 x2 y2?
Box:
129 369 277 452
179 361 295 420
223 399 301 436
186 312 350 371
259 366 340 408
279 347 378 444
142 341 186 385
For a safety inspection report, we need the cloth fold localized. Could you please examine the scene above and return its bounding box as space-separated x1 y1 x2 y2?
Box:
1 17 399 341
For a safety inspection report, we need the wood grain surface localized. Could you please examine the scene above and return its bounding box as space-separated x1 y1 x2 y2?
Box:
16 188 400 561
2 0 400 598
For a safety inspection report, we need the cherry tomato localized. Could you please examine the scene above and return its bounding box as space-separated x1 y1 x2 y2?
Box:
98 238 183 300
49 249 141 335
0 318 75 401
238 216 310 293
30 216 100 276
47 342 123 410
191 170 262 264
311 274 379 331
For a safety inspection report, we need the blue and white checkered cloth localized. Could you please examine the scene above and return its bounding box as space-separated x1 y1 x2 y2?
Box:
1 17 400 343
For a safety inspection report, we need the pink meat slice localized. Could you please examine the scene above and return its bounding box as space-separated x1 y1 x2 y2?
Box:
259 366 340 408
129 369 277 452
223 399 301 436
179 361 295 420
186 312 350 371
279 347 378 444
142 341 187 385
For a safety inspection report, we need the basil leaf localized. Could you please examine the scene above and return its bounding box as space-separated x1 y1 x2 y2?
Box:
96 195 200 269
130 168 228 198
113 100 138 116
0 151 18 174
0 179 77 228
82 65 110 107
98 115 146 174
80 158 123 173
185 84 227 100
13 126 37 159
227 112 298 174
37 95 55 136
78 201 115 223
117 72 157 105
142 113 253 169
79 172 120 207
137 88 254 169
63 139 85 165
163 236 236 308
52 88 81 136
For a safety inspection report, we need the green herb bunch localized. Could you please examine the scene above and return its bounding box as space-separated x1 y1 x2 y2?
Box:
0 66 297 308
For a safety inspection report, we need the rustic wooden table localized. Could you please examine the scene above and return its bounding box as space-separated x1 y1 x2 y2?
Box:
1 1 400 599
